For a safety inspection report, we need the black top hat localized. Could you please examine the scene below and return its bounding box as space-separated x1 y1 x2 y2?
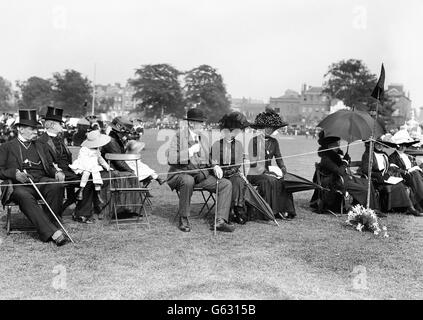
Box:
110 116 134 133
184 108 207 122
219 112 250 130
250 107 288 129
43 106 64 123
14 109 41 128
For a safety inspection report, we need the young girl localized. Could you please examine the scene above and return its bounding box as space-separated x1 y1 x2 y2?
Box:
69 130 112 204
125 140 165 184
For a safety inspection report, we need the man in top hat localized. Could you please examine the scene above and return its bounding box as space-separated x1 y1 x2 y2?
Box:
0 109 68 245
38 106 90 217
167 108 234 232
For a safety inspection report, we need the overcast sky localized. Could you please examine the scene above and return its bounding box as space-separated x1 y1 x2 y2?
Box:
1 0 422 108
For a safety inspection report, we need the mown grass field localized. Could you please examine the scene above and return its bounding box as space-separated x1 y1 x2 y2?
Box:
0 130 422 300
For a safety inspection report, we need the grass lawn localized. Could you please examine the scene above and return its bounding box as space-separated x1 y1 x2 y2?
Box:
0 130 422 300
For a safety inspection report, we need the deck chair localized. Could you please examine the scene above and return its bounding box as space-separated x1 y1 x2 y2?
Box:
104 153 152 230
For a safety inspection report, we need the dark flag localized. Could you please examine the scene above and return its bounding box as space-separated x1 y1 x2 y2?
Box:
371 63 385 101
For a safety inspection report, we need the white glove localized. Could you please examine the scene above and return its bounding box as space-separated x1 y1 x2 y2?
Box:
188 143 200 157
213 165 224 179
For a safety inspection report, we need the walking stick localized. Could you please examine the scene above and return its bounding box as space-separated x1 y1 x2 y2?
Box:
26 176 75 243
214 179 219 236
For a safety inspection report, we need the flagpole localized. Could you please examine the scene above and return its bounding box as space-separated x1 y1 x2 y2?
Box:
92 63 96 115
366 63 384 209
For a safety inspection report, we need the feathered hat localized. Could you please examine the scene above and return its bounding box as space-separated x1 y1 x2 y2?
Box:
218 111 250 130
250 106 288 129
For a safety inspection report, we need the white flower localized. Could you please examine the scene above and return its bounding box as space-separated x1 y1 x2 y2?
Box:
382 226 387 231
356 223 364 232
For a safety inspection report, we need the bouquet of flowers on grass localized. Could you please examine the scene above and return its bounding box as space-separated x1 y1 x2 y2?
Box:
346 204 388 237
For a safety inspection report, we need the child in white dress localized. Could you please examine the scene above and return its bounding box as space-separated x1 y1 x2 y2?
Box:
125 140 165 184
69 130 113 203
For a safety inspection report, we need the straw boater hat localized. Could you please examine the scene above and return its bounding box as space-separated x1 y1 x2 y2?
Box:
81 130 111 149
218 111 250 130
184 108 207 122
250 107 288 129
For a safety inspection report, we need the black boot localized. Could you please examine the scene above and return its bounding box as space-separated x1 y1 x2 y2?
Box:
234 207 247 225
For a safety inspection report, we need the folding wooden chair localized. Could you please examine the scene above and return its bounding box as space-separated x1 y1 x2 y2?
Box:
175 187 216 218
105 153 152 230
5 200 45 235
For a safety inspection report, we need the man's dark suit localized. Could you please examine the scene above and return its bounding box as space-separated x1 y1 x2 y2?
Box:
167 128 232 220
0 138 64 242
38 132 95 217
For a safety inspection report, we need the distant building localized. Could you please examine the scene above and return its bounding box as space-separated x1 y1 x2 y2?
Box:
269 84 331 125
231 97 266 121
95 82 136 117
386 83 412 128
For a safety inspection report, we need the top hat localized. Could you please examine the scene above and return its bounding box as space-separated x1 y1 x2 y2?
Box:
250 107 288 129
81 130 111 149
110 116 134 132
43 106 64 123
219 111 250 130
14 109 41 128
184 108 207 122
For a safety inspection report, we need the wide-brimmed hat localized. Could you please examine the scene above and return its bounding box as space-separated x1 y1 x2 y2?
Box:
391 129 420 147
184 108 207 122
218 112 250 130
373 133 398 148
317 131 340 147
81 130 111 148
14 109 41 128
110 116 134 133
43 106 64 123
250 107 288 129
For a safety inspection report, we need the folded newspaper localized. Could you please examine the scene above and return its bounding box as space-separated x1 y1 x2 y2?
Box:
268 166 283 179
384 176 403 185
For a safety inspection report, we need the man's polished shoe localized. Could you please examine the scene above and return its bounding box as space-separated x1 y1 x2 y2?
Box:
54 233 70 247
374 210 387 218
407 207 423 216
178 216 191 232
214 218 235 232
234 214 246 225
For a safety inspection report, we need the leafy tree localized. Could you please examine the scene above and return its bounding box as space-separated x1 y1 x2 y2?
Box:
0 76 12 112
52 69 92 116
323 59 394 124
184 65 231 123
130 64 185 118
17 76 54 112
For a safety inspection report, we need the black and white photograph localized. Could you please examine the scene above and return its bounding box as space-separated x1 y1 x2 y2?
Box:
0 0 422 305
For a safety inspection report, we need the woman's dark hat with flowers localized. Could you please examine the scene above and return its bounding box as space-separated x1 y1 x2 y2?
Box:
250 107 288 129
184 108 207 122
317 131 340 147
14 109 41 128
219 111 250 130
42 106 64 123
110 116 134 133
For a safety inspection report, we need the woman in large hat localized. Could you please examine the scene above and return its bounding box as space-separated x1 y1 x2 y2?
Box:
310 131 381 214
247 107 296 219
211 111 250 224
383 130 423 216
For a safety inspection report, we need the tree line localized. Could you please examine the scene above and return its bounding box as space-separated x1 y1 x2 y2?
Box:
0 59 395 124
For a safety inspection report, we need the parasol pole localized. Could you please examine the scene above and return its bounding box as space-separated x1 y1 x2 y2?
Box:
366 95 381 208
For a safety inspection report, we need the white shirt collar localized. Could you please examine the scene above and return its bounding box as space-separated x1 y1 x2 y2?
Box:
47 131 57 137
18 133 28 142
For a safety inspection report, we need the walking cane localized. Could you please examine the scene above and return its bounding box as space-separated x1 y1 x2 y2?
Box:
214 179 219 236
26 175 75 243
